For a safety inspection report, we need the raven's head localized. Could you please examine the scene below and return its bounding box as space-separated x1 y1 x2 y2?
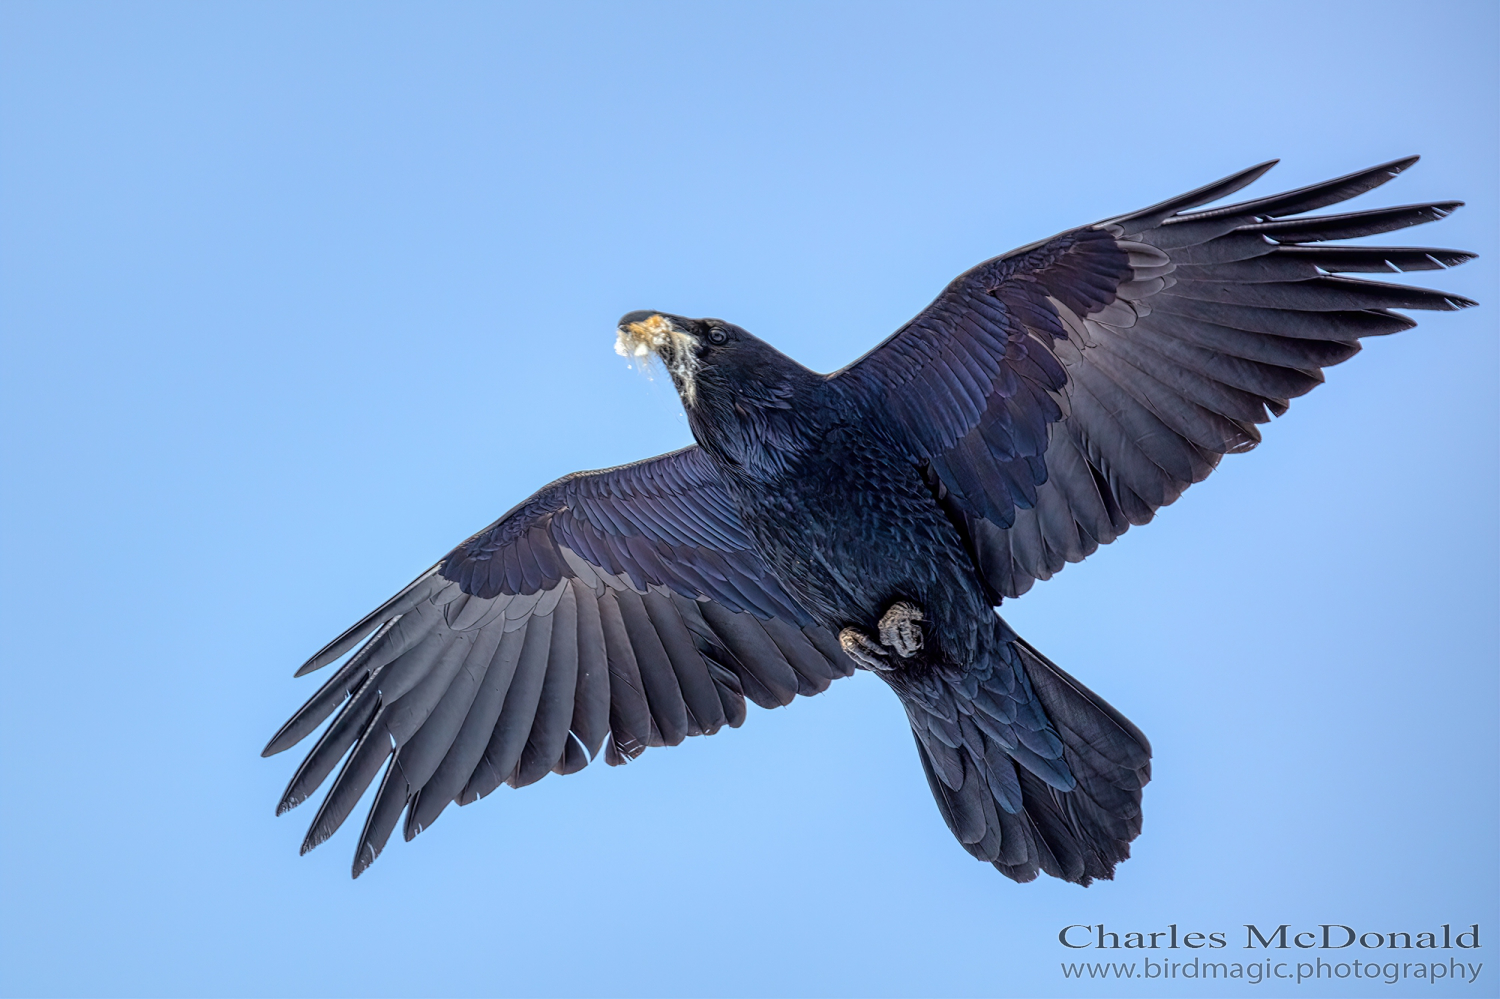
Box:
615 311 794 408
615 311 819 474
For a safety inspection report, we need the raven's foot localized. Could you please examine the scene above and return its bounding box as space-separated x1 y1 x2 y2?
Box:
839 627 896 671
878 601 924 658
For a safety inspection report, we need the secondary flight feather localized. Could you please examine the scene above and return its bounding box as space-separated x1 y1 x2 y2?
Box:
264 157 1474 881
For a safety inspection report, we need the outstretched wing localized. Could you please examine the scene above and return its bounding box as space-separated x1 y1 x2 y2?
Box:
263 445 852 877
834 157 1476 598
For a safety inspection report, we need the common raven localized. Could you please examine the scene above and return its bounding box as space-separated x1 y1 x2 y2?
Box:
265 158 1474 882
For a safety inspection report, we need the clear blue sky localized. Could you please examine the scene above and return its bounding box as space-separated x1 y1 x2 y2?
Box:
1 3 1495 997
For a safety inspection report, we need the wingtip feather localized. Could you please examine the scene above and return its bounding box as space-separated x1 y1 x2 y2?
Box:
1104 159 1281 229
351 844 378 878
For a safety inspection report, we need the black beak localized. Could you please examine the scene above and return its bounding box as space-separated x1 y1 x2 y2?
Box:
618 310 672 330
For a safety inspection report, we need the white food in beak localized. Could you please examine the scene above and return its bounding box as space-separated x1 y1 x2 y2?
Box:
614 314 701 405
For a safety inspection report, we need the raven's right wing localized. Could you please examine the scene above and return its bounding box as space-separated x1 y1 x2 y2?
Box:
263 445 852 877
833 157 1475 599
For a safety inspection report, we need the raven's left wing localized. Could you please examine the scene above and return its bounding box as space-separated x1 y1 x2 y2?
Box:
264 445 852 877
832 157 1475 598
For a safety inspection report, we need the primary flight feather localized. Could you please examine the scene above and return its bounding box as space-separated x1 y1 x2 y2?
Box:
264 157 1474 881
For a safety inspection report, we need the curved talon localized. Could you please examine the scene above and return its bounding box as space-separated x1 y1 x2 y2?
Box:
878 601 925 658
839 627 895 671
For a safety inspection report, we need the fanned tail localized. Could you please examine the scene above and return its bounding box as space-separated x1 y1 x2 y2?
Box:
892 617 1151 885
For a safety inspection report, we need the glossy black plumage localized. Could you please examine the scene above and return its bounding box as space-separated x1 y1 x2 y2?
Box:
265 158 1474 881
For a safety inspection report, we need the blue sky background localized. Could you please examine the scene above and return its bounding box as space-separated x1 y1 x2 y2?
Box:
1 3 1495 997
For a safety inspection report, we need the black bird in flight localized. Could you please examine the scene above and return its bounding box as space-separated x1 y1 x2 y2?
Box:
266 158 1474 882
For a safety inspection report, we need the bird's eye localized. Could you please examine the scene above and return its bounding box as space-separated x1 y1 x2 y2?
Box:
707 328 728 345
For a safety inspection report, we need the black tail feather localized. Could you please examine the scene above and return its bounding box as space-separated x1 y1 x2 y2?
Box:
897 623 1151 886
